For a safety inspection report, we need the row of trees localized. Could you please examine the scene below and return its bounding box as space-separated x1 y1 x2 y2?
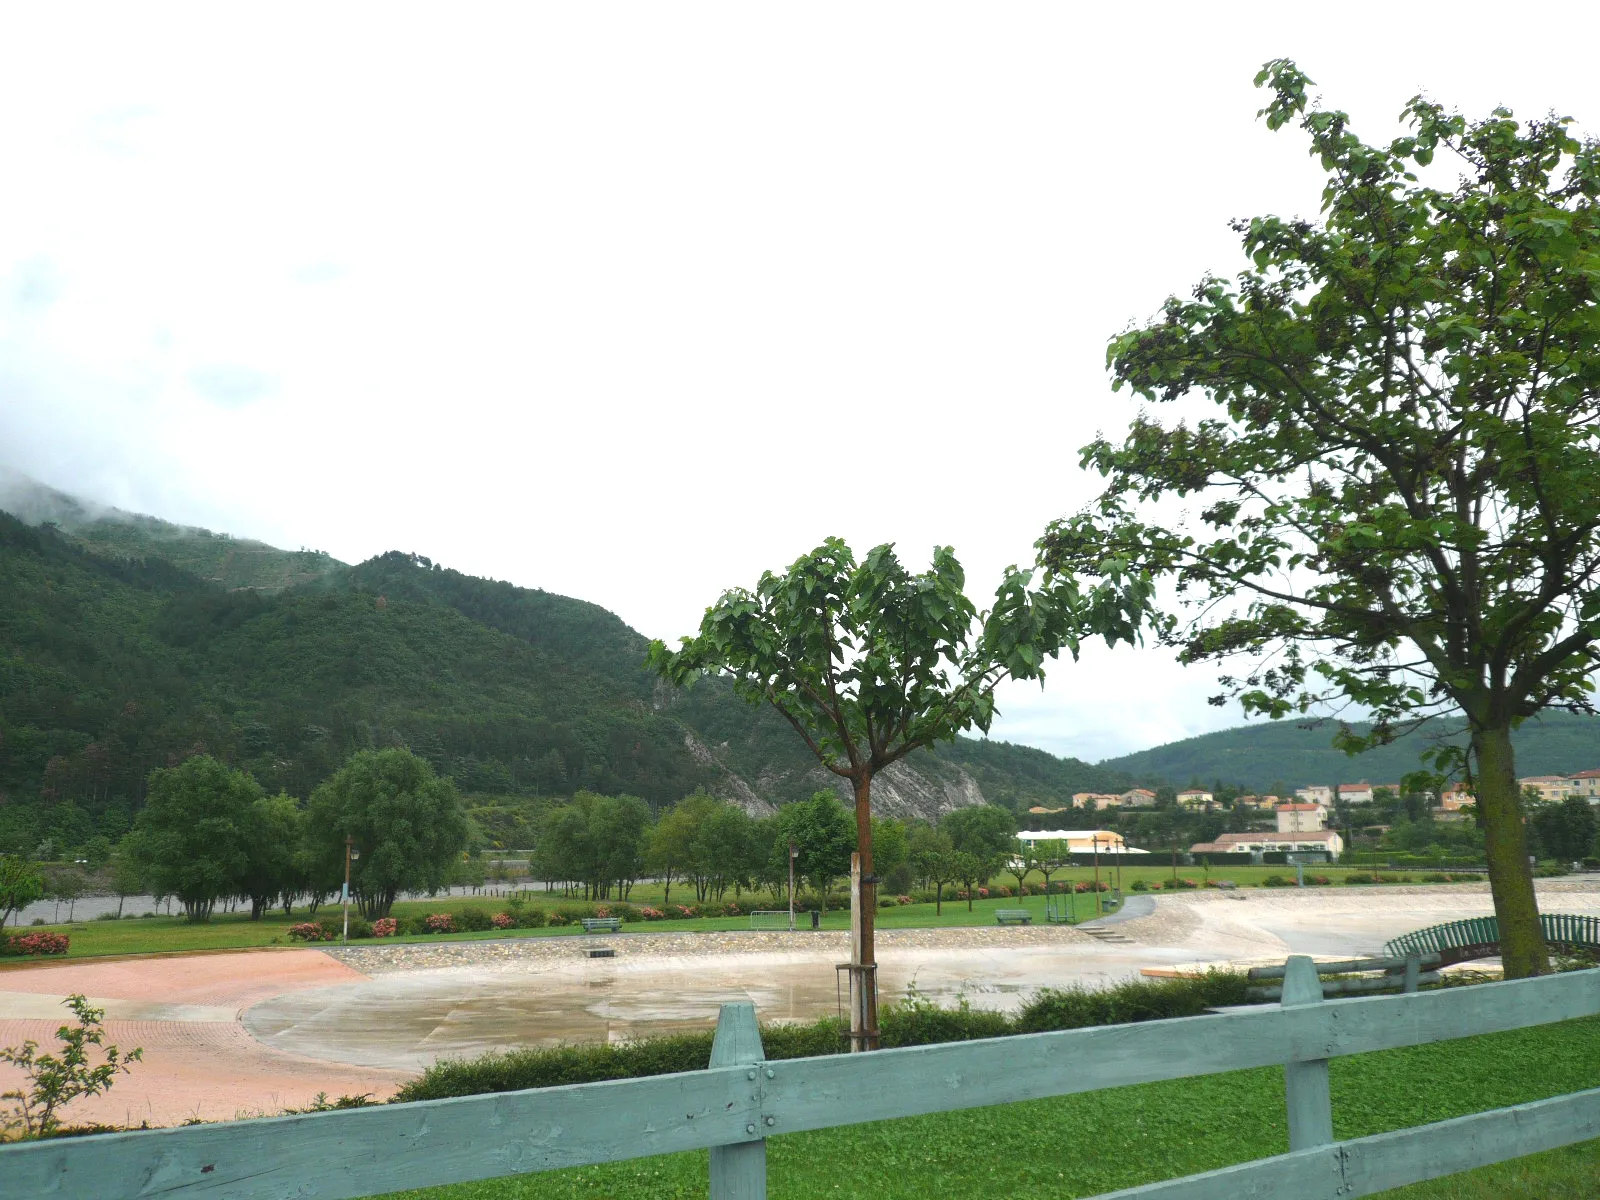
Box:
526 787 1032 914
21 748 472 925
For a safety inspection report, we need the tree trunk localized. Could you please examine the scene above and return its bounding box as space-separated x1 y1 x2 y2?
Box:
935 882 942 915
853 772 878 1050
1473 723 1549 977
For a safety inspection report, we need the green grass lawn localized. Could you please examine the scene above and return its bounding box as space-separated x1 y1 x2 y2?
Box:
1 862 1487 960
375 1016 1600 1199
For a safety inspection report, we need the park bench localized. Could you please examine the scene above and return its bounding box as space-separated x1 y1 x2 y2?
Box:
994 908 1032 925
580 917 622 933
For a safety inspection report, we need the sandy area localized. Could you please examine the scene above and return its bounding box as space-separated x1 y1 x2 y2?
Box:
4 880 1597 1128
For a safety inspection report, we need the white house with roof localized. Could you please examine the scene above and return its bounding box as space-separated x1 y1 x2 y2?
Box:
1295 785 1333 805
1190 830 1345 857
1015 830 1149 855
1176 788 1213 809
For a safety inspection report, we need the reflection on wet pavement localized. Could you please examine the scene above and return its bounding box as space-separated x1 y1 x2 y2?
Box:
244 944 1182 1071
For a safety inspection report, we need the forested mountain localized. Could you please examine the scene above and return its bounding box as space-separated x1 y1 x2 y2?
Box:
0 478 1129 856
1098 711 1600 793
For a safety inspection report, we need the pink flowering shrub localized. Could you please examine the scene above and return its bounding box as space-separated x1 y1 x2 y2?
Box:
372 918 398 937
674 904 699 919
491 913 514 929
977 886 990 899
424 913 456 934
2 931 69 956
638 906 665 920
993 886 1012 898
287 922 327 942
594 906 612 919
896 895 913 905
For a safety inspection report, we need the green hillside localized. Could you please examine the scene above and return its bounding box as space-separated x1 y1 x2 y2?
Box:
0 485 1126 856
0 468 340 592
1098 711 1600 792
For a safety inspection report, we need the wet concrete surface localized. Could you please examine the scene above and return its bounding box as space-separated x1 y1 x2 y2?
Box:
244 942 1194 1071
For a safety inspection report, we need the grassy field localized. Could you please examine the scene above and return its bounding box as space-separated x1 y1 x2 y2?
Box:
374 1016 1600 1199
1 863 1488 960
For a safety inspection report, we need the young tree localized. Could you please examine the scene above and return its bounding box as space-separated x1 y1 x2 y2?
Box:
647 795 701 908
125 756 261 922
0 856 44 933
1044 62 1600 977
908 823 958 914
241 792 305 920
1008 840 1039 898
1032 839 1071 899
771 791 855 909
651 539 1149 1046
307 749 469 919
108 850 143 920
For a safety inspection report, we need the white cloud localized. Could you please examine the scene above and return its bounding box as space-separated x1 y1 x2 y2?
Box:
2 3 1597 763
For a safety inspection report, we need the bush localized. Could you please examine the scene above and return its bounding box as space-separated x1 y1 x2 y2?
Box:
2 931 70 956
1422 872 1452 883
1015 972 1250 1032
424 913 456 934
516 907 548 928
1449 873 1482 882
672 904 700 919
992 886 1013 898
896 895 913 905
880 989 1010 1046
373 918 398 937
546 913 569 927
345 917 373 940
1260 875 1293 888
455 909 494 933
1131 879 1149 892
878 895 898 908
1308 875 1332 886
1344 873 1378 885
491 913 514 929
637 907 665 921
286 922 327 942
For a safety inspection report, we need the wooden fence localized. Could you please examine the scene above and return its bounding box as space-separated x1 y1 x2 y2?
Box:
2 957 1598 1199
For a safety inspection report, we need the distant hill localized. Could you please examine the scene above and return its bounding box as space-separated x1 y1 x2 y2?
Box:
0 473 1127 854
0 466 341 592
1098 711 1600 792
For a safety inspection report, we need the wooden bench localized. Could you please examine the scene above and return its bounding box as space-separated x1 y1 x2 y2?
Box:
994 909 1032 925
581 917 622 933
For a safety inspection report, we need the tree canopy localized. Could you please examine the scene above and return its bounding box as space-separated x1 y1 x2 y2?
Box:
1042 60 1600 976
124 755 262 922
649 537 1150 1045
306 749 470 919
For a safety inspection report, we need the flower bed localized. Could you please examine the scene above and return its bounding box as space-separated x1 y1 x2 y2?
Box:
2 931 69 956
287 922 328 942
373 918 398 937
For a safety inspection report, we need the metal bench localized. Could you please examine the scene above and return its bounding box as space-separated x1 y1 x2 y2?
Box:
994 908 1032 925
580 917 622 933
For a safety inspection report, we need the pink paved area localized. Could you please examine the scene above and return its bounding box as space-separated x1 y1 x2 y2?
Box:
0 950 408 1129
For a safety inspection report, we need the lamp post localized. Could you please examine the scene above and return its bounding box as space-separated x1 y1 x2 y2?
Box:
341 835 359 943
787 841 798 932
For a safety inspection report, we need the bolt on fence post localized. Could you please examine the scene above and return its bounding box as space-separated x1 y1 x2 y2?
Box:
1281 954 1335 1151
708 1002 768 1200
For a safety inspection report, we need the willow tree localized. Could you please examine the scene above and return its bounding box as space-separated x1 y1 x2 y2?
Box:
649 538 1149 1046
1043 61 1600 977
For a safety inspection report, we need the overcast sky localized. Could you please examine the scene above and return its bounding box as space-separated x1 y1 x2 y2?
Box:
3 4 1598 764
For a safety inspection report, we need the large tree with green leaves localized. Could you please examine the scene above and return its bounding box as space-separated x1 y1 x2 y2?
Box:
307 749 469 919
650 538 1149 1045
1042 61 1600 977
0 856 44 933
125 756 262 922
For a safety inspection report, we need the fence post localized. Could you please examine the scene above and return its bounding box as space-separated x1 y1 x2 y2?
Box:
1281 954 1334 1151
1403 950 1421 993
709 1002 768 1200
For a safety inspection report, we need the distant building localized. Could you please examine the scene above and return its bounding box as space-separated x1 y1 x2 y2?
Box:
1295 785 1334 805
1276 803 1327 834
1438 783 1475 812
1336 782 1374 804
1176 788 1213 809
1234 794 1281 810
1015 830 1148 855
1120 788 1158 808
1027 806 1069 815
1190 830 1345 857
1519 775 1577 804
1572 770 1600 800
1072 792 1123 810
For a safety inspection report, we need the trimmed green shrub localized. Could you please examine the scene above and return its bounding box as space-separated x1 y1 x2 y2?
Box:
455 908 494 933
515 907 548 929
1015 972 1250 1033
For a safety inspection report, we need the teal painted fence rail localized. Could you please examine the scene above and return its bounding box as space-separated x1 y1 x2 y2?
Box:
2 960 1597 1199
